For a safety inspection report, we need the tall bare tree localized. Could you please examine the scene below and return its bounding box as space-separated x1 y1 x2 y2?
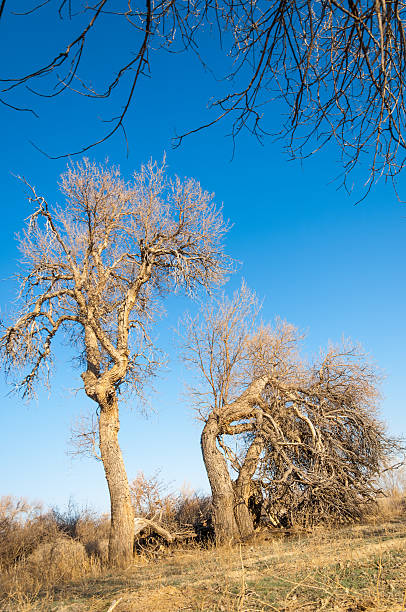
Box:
182 286 398 541
0 158 231 566
1 1 405 188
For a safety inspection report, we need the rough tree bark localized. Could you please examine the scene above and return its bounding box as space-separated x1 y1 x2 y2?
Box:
201 415 239 542
98 394 135 567
185 288 398 541
81 324 136 567
200 379 270 541
233 434 264 539
0 160 231 566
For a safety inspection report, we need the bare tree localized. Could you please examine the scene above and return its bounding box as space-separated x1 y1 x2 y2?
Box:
1 1 406 189
182 285 398 541
0 158 231 566
248 341 400 529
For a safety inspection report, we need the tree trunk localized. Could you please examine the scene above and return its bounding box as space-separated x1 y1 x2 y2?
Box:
233 435 264 539
201 415 239 542
98 393 134 567
233 487 255 539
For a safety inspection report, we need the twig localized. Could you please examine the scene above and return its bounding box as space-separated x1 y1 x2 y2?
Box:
107 597 123 612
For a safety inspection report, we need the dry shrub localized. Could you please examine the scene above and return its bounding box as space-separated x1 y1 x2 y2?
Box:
27 537 88 582
0 496 109 568
0 496 59 570
49 500 111 562
0 537 100 608
0 496 104 606
175 493 212 526
76 513 110 564
76 512 110 542
130 472 212 533
50 500 109 541
130 471 177 522
50 499 81 538
368 466 406 522
84 537 109 563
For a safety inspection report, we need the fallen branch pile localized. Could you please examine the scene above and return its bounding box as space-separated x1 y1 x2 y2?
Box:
134 517 197 546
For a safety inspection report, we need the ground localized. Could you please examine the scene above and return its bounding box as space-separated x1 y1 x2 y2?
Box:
4 520 406 611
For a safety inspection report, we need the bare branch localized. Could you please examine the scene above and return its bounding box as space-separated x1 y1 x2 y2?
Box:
2 158 231 404
3 1 406 187
1 157 232 564
182 285 402 533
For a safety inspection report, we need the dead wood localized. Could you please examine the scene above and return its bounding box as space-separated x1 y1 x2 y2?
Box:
182 284 403 539
134 517 175 543
133 517 198 555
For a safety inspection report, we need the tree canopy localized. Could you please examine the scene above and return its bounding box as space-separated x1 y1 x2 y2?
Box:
2 1 406 189
183 286 400 539
0 158 231 564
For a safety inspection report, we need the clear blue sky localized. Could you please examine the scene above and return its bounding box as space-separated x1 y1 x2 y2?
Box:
0 5 405 513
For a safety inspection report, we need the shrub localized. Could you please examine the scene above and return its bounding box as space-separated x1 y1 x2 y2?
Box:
0 497 103 604
0 497 59 570
27 537 88 583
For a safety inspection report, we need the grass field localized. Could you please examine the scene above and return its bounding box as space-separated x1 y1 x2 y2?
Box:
3 519 406 611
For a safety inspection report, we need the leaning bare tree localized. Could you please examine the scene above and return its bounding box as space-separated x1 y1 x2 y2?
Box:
0 158 231 566
1 1 406 188
182 285 398 541
244 342 399 529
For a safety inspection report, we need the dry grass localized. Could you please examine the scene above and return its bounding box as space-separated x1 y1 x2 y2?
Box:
2 487 406 612
1 519 406 611
0 497 108 610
